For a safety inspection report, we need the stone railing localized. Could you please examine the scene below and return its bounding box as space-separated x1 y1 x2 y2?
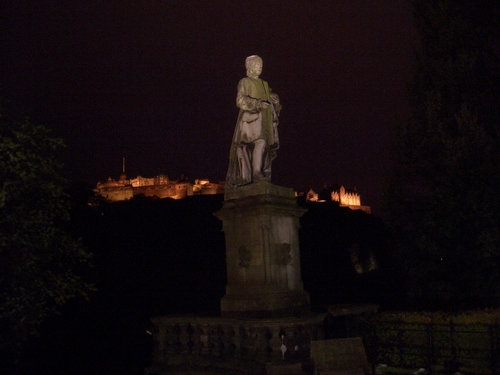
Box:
150 314 327 371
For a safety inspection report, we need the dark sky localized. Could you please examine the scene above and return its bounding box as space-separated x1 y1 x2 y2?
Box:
1 0 417 212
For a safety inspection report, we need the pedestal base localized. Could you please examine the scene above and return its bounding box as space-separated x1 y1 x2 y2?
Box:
215 180 310 318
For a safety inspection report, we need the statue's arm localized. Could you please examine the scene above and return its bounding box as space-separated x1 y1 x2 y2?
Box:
236 79 261 112
270 92 282 113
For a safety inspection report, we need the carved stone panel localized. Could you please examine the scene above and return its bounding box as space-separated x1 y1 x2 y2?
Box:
274 243 292 265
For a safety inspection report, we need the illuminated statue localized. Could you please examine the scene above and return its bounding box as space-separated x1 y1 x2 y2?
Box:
226 55 281 187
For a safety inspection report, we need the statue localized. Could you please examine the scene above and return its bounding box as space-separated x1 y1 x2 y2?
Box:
226 55 281 187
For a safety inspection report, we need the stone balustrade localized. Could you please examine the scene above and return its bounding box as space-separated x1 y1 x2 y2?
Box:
150 314 326 371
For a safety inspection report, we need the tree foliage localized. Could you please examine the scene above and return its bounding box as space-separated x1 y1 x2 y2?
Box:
0 114 92 348
385 0 500 310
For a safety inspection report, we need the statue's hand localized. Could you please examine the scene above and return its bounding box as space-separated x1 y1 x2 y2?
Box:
260 101 270 109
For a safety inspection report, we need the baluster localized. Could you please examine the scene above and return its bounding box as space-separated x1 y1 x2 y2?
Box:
231 324 239 357
165 324 179 355
261 327 273 362
190 324 202 356
256 326 269 362
292 325 305 360
155 323 167 363
449 321 457 374
268 326 282 361
281 327 290 361
490 324 499 375
426 324 434 375
248 326 259 360
199 324 211 356
225 324 237 358
211 325 221 357
178 323 190 355
239 325 249 358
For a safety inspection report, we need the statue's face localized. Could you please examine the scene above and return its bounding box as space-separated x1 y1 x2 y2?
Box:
249 60 263 77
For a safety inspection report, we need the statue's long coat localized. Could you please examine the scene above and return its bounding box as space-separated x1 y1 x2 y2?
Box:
226 77 281 187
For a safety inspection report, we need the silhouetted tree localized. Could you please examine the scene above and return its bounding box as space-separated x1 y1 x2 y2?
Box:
0 114 92 359
385 0 500 310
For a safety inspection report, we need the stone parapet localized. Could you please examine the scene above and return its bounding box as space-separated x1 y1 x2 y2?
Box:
149 313 327 374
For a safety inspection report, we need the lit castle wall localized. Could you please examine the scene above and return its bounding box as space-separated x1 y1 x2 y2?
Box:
303 185 370 213
94 173 224 202
94 167 369 213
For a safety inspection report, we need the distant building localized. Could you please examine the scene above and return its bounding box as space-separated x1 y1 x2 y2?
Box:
301 184 371 213
94 173 224 203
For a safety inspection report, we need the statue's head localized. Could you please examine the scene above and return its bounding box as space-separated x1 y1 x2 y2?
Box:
245 55 263 78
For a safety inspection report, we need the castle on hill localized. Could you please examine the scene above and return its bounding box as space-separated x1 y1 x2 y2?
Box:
93 162 369 213
94 172 224 202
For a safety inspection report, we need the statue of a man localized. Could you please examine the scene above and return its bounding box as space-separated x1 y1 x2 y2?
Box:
226 55 281 187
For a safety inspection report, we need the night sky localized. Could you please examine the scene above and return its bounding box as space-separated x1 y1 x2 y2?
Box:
1 1 417 212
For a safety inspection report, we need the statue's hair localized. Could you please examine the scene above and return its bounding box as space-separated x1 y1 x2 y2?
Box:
245 55 262 74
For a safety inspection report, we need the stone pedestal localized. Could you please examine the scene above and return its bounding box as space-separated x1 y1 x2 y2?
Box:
215 180 310 318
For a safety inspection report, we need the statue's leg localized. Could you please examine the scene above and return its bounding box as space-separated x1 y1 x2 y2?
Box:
252 139 266 180
237 145 251 185
262 147 271 178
